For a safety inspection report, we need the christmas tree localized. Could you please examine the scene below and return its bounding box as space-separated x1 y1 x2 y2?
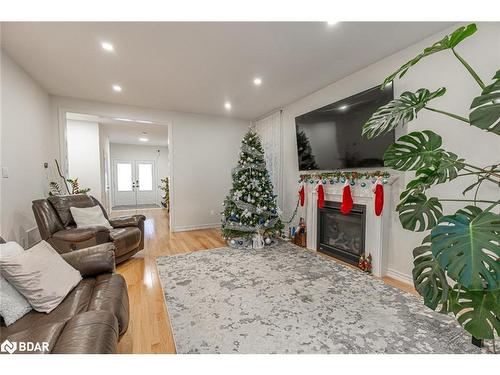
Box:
221 130 283 244
296 129 318 170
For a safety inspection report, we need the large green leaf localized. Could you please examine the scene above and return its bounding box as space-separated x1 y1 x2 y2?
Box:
362 88 446 139
415 151 465 185
412 235 450 312
469 70 500 135
449 287 500 339
384 130 444 171
397 193 443 232
399 176 432 201
382 24 477 86
431 206 500 291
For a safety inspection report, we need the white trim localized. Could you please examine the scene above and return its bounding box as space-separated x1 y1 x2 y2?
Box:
172 223 221 232
168 123 174 232
386 268 414 286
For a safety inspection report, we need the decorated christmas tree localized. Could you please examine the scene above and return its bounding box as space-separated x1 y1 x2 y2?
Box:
221 130 283 247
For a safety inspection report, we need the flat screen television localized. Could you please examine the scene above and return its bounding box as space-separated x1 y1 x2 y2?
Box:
295 84 394 171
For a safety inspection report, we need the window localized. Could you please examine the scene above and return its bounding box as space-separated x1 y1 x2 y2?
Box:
117 163 132 191
138 163 153 191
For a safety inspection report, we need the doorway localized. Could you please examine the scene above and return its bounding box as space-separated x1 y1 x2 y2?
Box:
112 159 157 208
64 112 170 214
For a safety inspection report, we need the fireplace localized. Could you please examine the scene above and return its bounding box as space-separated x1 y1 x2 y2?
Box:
317 201 366 266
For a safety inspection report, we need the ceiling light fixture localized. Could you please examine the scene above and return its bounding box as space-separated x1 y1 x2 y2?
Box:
139 137 149 142
326 21 338 26
253 77 262 86
224 102 232 110
113 117 133 122
338 104 349 111
101 42 114 52
112 85 122 92
137 120 154 124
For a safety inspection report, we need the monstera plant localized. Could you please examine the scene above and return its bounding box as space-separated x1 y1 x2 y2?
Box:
362 24 500 343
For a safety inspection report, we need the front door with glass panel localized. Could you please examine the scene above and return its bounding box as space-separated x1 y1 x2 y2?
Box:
112 160 156 207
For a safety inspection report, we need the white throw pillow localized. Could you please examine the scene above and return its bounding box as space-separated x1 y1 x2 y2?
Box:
70 205 113 230
0 242 32 325
0 241 82 313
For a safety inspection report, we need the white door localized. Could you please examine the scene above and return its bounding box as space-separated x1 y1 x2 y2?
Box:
135 161 156 205
113 160 136 206
112 160 156 207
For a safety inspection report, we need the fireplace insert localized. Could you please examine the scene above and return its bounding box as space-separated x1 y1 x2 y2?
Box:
317 201 366 266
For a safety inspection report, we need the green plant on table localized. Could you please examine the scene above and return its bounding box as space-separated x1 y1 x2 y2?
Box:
362 24 500 343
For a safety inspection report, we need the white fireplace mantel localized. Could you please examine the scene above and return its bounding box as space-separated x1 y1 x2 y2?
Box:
302 178 397 277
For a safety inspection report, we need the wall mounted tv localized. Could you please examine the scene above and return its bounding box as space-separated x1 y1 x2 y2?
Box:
296 84 394 171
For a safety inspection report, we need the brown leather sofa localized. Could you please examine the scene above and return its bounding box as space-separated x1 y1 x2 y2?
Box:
32 194 146 264
0 239 129 354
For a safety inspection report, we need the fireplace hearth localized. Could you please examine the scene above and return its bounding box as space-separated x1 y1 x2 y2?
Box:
317 201 366 266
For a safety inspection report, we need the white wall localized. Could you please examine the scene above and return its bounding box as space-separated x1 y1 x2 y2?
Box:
279 22 500 280
98 125 111 211
66 119 102 201
50 96 250 231
109 143 168 207
0 49 56 244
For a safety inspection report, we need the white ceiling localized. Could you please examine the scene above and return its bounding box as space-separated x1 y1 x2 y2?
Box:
67 112 168 147
2 22 453 120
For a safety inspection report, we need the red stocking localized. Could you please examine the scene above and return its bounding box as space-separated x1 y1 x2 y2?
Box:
340 181 353 215
299 182 305 207
316 181 325 209
374 178 384 216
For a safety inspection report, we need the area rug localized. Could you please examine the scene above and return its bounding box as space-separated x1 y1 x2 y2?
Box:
156 242 481 354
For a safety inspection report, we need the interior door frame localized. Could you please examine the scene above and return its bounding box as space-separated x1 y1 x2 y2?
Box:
57 105 174 230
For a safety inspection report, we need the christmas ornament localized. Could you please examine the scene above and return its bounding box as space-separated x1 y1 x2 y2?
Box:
340 180 353 215
316 180 325 209
373 177 384 216
265 237 272 245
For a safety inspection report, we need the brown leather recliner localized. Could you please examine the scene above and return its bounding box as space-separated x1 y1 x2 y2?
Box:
0 238 129 354
32 195 145 264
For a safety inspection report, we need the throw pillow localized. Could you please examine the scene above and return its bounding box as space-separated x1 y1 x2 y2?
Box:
70 205 113 230
0 241 82 313
0 242 32 325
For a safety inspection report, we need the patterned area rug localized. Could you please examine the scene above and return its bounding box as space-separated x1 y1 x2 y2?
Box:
156 242 480 354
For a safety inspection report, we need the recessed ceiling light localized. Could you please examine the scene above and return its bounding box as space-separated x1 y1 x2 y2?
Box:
101 42 114 52
112 85 122 92
224 102 232 110
139 137 149 142
253 77 262 86
326 21 338 26
338 104 348 111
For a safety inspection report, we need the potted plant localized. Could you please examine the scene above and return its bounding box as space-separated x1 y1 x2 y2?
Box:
362 24 499 346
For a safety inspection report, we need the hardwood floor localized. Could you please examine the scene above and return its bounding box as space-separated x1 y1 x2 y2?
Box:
114 208 415 354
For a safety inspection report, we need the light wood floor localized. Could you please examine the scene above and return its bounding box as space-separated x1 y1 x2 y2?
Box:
114 208 416 354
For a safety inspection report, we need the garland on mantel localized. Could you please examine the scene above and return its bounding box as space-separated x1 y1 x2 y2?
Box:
299 170 390 186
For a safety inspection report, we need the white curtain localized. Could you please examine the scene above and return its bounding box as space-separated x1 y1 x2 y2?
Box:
254 110 283 208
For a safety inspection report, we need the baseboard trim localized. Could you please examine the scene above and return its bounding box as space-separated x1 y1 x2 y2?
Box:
386 268 413 286
172 223 221 232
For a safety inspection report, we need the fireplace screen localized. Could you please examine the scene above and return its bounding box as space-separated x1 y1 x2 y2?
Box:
317 201 366 265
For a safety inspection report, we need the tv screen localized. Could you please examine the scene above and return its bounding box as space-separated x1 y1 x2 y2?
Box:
295 84 394 171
